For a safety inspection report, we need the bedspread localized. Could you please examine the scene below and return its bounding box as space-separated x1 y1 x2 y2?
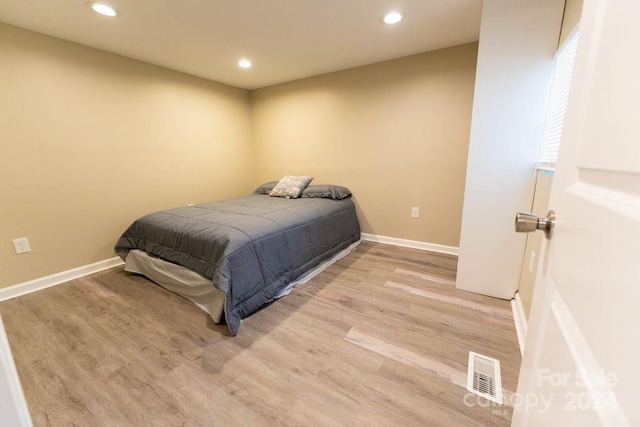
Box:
114 194 360 335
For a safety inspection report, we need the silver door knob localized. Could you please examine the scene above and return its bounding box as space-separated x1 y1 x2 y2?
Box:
515 210 555 238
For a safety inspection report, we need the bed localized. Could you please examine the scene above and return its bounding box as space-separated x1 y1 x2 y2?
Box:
114 181 361 335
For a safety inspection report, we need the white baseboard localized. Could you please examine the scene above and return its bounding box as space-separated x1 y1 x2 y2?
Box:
0 257 124 302
360 233 459 256
511 292 528 357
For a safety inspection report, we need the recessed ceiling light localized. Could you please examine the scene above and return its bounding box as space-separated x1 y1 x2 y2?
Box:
87 2 118 17
238 59 252 69
382 11 403 25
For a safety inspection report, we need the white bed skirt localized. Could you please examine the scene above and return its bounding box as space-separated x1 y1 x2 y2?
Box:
124 239 362 324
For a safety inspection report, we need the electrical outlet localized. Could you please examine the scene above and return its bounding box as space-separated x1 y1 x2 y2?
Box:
12 237 31 255
411 207 420 218
528 251 536 273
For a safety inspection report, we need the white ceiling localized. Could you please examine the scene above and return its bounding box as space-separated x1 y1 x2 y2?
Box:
0 0 482 90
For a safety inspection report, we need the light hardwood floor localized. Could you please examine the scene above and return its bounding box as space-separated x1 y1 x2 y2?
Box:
0 242 521 426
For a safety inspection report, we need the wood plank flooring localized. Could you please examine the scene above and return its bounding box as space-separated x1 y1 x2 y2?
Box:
0 242 521 426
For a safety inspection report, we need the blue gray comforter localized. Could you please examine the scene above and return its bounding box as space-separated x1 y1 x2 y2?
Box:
114 194 360 335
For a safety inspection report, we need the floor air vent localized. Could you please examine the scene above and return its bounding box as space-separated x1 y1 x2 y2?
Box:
466 351 503 404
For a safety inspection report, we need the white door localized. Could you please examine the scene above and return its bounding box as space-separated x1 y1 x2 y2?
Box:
0 316 32 426
512 0 640 425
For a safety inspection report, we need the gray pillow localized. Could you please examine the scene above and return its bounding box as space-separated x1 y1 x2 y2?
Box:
253 181 279 194
301 185 352 200
269 175 314 199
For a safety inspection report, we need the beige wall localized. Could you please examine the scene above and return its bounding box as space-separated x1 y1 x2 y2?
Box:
251 43 478 247
0 23 254 288
517 0 584 318
518 172 554 318
456 0 563 300
559 0 584 46
1 24 477 289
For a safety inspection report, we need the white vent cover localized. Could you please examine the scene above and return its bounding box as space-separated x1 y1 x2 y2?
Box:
467 351 503 404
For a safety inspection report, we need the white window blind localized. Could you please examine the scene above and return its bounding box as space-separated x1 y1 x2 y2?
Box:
537 31 580 170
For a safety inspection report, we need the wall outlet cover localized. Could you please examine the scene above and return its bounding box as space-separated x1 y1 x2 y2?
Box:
12 237 31 255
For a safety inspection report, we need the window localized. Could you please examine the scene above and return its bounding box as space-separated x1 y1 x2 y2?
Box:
537 30 580 171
